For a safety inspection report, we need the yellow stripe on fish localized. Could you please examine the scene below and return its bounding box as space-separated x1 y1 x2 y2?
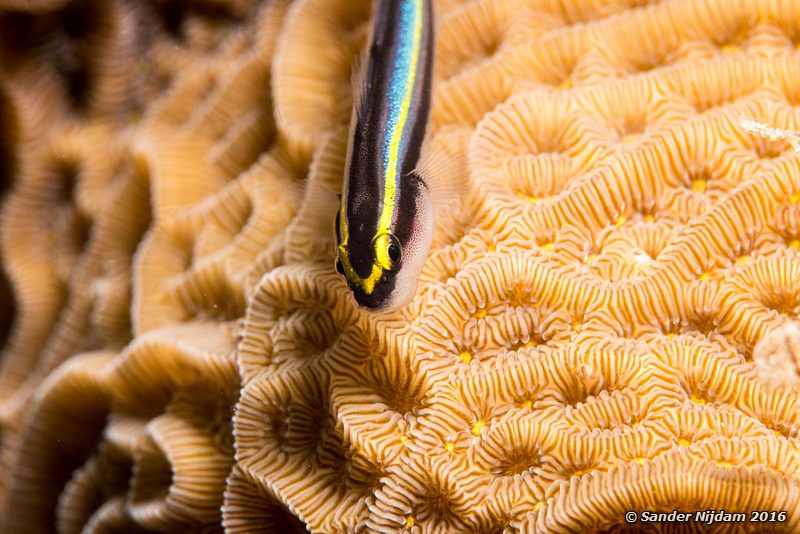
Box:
335 0 435 312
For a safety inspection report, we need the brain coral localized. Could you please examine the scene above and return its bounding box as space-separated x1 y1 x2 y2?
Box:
1 0 800 532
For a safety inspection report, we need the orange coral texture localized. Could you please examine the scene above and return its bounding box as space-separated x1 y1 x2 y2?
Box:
1 0 800 532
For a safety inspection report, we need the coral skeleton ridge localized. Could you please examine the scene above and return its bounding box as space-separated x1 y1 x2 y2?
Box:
1 0 800 532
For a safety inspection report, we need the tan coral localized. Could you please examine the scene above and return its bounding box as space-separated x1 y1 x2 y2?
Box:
753 322 800 387
0 123 124 417
0 77 18 199
56 440 134 534
38 321 239 534
0 0 141 121
434 0 562 82
415 252 601 377
127 399 234 531
271 0 371 158
0 0 70 12
1 351 114 534
54 414 146 533
368 452 485 533
236 261 362 384
282 127 346 265
132 152 301 333
234 367 380 531
222 465 308 534
327 331 433 464
4 0 800 532
516 451 800 532
469 90 607 207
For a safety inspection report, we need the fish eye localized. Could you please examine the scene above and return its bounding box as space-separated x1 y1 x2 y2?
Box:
372 233 402 270
335 258 345 275
388 243 401 263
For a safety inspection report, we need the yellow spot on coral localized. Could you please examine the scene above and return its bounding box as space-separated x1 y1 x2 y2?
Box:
789 240 800 249
720 44 739 54
667 333 676 340
533 501 545 512
404 515 415 528
471 420 485 435
715 461 733 468
400 435 409 445
520 400 532 409
735 255 749 265
444 441 455 452
474 308 487 319
522 338 539 349
643 215 655 222
558 77 572 89
691 395 707 405
459 351 472 364
632 457 646 464
699 272 711 281
791 194 800 204
585 254 596 263
615 215 626 226
678 439 691 447
571 321 581 331
540 242 554 252
691 178 707 192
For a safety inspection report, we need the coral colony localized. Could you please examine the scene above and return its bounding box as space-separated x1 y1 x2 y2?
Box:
1 0 800 532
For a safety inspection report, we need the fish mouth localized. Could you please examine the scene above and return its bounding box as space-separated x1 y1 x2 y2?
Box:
347 280 397 312
349 275 419 313
353 290 392 312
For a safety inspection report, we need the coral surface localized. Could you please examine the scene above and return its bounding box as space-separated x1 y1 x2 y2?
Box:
1 0 800 532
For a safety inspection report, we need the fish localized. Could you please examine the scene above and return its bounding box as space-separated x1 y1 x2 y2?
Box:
335 0 436 312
